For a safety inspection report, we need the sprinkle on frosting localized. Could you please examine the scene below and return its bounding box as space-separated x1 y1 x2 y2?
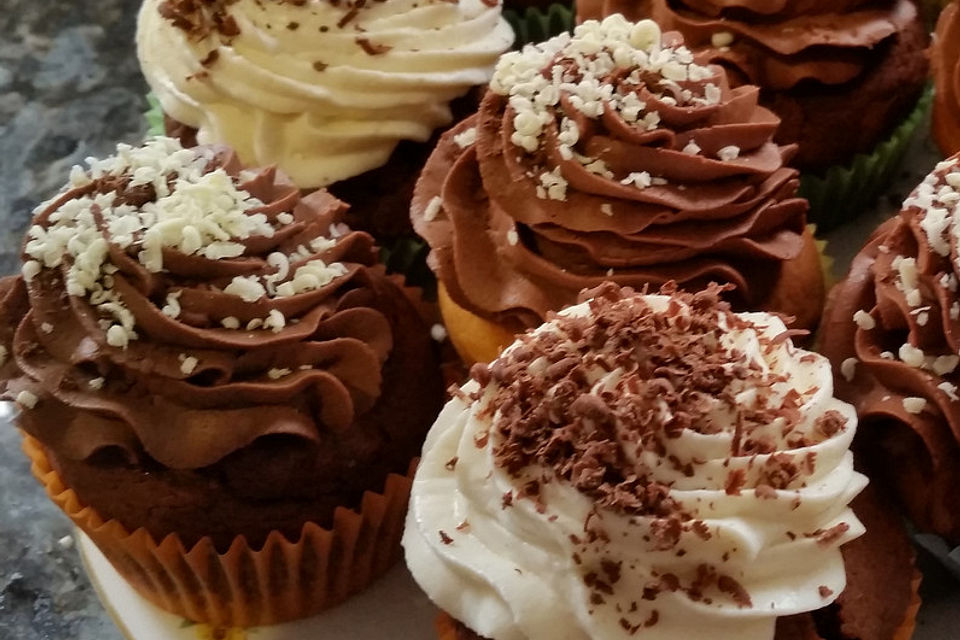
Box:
15 390 38 409
453 127 478 149
902 397 926 414
841 357 857 382
158 0 242 40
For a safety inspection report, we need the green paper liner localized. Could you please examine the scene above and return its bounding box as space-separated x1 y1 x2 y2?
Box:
504 2 574 50
921 0 953 29
800 87 932 234
379 234 436 298
145 93 165 137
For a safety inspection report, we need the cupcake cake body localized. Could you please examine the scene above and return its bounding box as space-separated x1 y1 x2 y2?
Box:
413 15 822 356
405 283 867 640
934 2 960 157
576 0 929 173
820 153 960 545
0 137 443 623
137 0 514 189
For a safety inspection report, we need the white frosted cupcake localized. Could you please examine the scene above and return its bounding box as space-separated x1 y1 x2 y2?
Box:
404 282 871 640
137 0 514 235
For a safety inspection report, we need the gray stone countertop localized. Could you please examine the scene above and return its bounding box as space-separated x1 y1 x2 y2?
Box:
0 1 958 639
1 2 143 639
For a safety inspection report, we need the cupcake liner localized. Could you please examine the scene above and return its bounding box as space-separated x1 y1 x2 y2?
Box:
21 432 415 627
435 612 465 640
145 93 165 137
894 571 923 640
809 223 836 290
800 87 932 234
504 2 574 50
380 235 436 296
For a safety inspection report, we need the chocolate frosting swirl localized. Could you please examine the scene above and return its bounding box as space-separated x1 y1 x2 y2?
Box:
820 155 960 543
583 0 919 92
412 18 806 329
934 3 960 157
1 140 435 477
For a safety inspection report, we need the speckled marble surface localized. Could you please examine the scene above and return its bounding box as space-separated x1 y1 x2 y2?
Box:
0 1 148 275
0 2 958 640
1 2 144 638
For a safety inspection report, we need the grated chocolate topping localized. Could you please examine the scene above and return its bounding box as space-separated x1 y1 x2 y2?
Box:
158 0 333 41
471 282 823 518
455 281 852 618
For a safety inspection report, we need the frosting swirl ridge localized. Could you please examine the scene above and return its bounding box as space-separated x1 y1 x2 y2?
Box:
412 16 806 329
404 283 865 640
582 0 920 91
137 0 514 188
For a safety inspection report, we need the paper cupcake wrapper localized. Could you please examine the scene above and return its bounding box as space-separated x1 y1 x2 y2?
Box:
808 223 837 291
381 235 436 296
800 87 932 234
21 432 415 627
895 571 923 640
145 94 164 137
504 3 574 50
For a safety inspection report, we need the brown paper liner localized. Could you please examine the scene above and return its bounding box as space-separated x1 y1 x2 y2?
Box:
21 432 415 628
436 612 465 640
892 571 923 640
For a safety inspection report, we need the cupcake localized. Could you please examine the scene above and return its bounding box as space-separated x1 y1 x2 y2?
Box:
820 153 960 546
137 0 514 236
404 282 918 640
577 0 929 173
0 137 443 625
577 2 930 231
934 2 960 157
412 16 822 364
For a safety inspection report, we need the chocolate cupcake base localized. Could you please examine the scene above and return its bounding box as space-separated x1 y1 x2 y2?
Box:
24 433 416 627
768 16 929 173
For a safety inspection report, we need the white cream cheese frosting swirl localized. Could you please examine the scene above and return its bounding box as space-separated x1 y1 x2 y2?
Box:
137 0 514 188
403 283 866 640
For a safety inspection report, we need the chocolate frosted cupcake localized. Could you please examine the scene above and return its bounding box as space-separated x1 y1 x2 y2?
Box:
820 153 960 546
0 137 443 625
934 3 960 157
137 0 514 236
405 283 919 640
412 16 822 364
577 0 929 173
